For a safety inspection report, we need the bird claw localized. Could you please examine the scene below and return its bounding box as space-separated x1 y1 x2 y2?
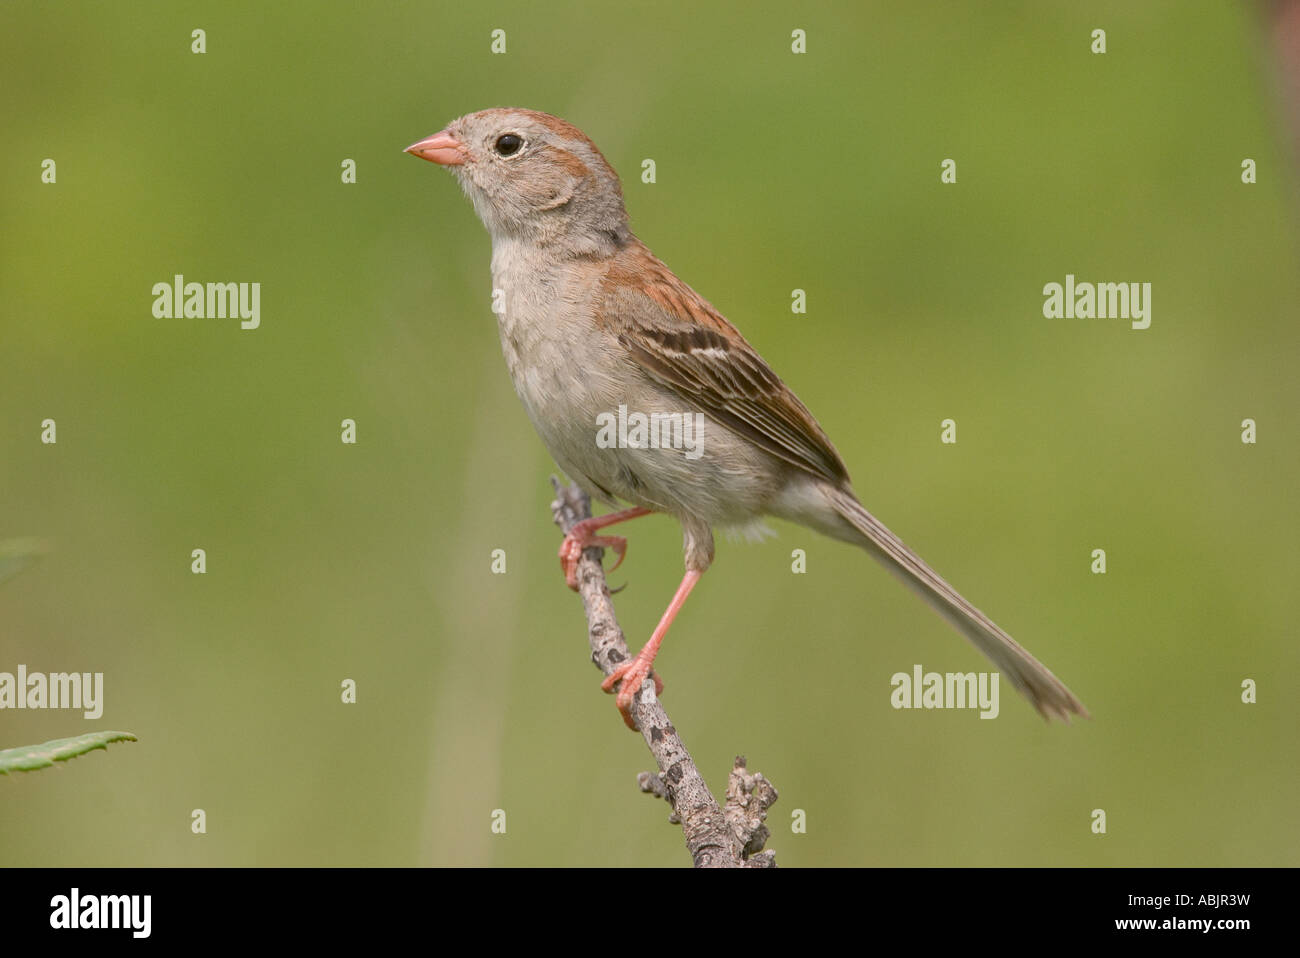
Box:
601 655 665 729
559 526 628 591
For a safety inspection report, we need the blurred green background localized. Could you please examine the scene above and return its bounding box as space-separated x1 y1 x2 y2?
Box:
2 0 1297 867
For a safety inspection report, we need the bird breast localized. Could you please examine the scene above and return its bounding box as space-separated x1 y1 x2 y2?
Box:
487 238 784 528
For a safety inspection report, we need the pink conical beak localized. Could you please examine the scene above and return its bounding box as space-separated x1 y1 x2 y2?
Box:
405 129 467 166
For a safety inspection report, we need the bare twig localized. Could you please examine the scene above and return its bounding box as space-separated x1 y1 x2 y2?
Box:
550 477 778 868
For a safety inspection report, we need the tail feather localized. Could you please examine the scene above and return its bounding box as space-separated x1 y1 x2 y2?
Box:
827 487 1088 722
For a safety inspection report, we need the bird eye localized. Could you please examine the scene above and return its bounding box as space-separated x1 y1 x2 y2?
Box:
494 134 523 157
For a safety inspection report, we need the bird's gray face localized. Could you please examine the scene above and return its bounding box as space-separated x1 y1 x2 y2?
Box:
407 108 631 252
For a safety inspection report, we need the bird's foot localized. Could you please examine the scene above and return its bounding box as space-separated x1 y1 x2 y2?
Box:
559 523 628 591
601 654 665 730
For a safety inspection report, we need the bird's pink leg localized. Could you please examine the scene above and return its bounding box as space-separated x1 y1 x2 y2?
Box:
559 506 652 590
602 569 702 729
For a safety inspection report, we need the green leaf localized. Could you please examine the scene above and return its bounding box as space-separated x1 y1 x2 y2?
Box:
0 538 50 586
0 731 138 774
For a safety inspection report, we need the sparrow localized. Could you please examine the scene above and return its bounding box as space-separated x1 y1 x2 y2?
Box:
406 108 1088 729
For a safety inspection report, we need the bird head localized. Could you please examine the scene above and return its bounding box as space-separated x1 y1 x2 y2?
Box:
406 108 631 254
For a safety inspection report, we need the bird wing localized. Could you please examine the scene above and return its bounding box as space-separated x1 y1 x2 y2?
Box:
598 243 850 486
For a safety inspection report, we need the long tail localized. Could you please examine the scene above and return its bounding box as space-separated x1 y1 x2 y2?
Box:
826 487 1088 722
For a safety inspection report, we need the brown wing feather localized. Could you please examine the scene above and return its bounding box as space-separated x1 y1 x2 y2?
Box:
600 242 850 486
